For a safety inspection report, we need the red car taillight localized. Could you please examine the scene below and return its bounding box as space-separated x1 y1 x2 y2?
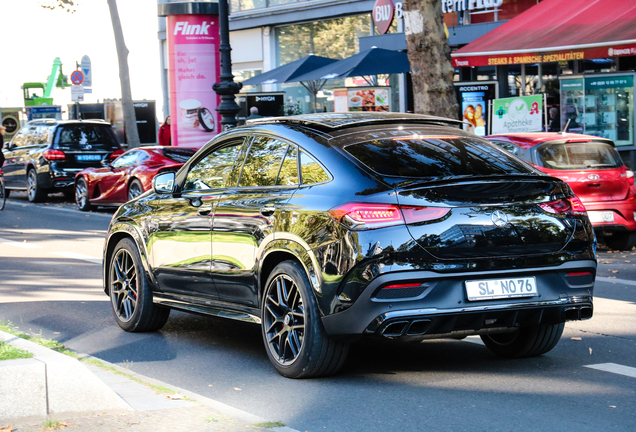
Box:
110 149 125 159
328 203 450 230
43 149 66 161
627 170 634 186
539 196 587 217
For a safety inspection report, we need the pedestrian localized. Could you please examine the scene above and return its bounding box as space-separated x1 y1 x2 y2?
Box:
246 106 262 120
548 107 561 132
158 115 171 146
0 125 6 168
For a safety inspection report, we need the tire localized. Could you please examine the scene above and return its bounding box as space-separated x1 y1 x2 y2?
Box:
261 260 349 378
603 231 636 251
27 169 47 203
0 180 5 211
75 177 93 211
107 238 170 332
3 188 9 199
128 178 144 201
480 322 565 358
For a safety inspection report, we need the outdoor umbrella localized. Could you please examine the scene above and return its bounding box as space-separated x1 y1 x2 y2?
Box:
241 54 338 113
291 47 410 84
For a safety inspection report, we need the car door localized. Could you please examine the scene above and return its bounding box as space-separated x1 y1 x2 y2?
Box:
3 125 42 189
98 150 146 203
211 135 299 306
147 138 247 300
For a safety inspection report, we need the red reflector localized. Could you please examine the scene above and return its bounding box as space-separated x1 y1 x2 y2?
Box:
566 139 591 143
383 283 422 289
43 149 66 161
566 272 592 277
539 197 586 216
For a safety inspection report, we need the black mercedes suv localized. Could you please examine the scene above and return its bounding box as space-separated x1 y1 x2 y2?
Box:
102 113 596 378
2 119 123 202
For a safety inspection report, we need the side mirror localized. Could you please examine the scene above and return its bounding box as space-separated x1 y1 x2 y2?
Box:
153 172 175 194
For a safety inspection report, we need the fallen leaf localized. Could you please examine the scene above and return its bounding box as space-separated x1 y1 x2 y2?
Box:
234 387 242 391
60 423 72 427
571 337 582 341
166 394 184 400
1 425 12 432
625 260 631 263
208 384 213 387
128 422 140 425
53 332 60 335
589 347 593 355
609 405 617 408
611 270 619 273
608 276 617 279
602 261 612 264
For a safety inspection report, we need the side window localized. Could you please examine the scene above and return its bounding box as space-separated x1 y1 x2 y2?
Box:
24 126 39 146
300 150 329 184
38 126 52 144
276 145 299 186
491 140 521 157
111 151 139 168
10 128 27 148
183 141 244 191
238 136 288 187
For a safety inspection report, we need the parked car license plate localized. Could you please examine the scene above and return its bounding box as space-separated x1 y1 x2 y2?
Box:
76 154 102 161
587 211 614 223
465 277 538 301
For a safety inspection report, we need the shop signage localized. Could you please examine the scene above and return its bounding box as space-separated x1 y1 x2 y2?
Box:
373 0 395 35
334 87 391 113
0 109 22 141
491 95 543 134
454 81 497 136
442 0 503 14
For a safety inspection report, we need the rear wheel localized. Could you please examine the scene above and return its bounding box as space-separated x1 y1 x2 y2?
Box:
27 169 47 203
108 238 170 332
128 179 144 201
480 322 565 358
75 177 93 211
261 260 349 378
603 231 636 251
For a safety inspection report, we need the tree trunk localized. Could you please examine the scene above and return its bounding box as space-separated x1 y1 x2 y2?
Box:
403 0 458 119
106 0 140 148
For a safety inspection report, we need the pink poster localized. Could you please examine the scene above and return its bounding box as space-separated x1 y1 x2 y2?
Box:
167 14 221 148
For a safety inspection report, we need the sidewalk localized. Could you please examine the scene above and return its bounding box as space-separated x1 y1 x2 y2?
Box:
0 330 298 432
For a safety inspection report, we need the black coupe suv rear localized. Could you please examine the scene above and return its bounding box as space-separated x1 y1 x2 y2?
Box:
103 113 596 378
2 119 122 202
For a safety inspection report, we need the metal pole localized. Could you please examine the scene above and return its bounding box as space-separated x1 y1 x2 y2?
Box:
213 0 242 130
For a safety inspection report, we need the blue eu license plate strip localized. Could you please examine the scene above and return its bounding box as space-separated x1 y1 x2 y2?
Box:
77 154 102 161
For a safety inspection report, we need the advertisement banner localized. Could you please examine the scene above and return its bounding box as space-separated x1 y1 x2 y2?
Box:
167 14 221 148
491 95 543 134
333 87 391 112
455 82 497 136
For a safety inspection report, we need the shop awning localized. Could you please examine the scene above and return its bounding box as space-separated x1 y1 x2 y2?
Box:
452 0 636 67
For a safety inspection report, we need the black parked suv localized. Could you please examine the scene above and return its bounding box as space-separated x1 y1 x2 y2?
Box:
2 119 123 202
103 113 596 378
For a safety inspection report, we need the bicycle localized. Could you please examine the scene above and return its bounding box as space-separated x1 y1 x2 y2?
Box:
0 170 5 211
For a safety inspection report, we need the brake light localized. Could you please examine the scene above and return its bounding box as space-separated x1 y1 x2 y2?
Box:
328 203 450 230
627 170 634 186
566 139 591 143
110 149 125 159
538 196 587 217
43 149 66 161
382 282 422 289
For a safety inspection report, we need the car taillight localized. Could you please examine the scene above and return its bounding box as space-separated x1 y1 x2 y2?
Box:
43 149 66 161
328 203 450 230
627 170 634 186
538 196 587 217
110 149 125 159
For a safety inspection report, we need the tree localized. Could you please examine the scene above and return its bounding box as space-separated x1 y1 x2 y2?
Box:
40 0 141 148
402 0 458 118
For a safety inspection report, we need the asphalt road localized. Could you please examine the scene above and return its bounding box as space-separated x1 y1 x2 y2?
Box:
1 191 635 431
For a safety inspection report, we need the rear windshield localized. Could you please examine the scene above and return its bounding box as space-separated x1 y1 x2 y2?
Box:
344 135 532 179
162 147 196 163
536 142 622 170
54 124 120 151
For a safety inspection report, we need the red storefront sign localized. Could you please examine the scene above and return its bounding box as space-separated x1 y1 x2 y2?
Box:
373 0 394 35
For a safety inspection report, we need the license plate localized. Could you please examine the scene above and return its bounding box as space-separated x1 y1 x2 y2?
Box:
465 277 538 301
76 154 102 161
587 211 614 223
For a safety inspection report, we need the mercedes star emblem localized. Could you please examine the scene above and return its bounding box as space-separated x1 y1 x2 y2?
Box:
491 210 509 227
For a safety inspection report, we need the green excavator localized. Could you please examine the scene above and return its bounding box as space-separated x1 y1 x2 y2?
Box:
22 57 68 106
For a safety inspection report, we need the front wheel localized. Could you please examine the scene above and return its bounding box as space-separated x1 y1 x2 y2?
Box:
127 178 144 201
261 260 349 378
603 231 636 251
75 177 93 211
27 169 47 203
480 322 565 358
107 238 170 332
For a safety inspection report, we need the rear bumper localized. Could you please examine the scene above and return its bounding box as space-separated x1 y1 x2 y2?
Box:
584 199 636 233
321 260 596 339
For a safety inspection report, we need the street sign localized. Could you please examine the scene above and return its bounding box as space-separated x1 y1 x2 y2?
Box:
81 55 92 87
71 85 85 102
70 70 84 86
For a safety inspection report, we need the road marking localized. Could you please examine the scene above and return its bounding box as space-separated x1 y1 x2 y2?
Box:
596 276 636 287
584 363 636 379
50 251 101 264
0 237 43 249
34 204 115 218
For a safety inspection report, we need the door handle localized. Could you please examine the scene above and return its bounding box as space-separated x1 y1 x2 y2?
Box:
260 205 276 217
198 204 213 216
586 183 601 187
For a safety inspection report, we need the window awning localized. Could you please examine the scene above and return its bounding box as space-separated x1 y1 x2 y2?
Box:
452 0 636 67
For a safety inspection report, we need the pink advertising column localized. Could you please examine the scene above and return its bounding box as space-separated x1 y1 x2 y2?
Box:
162 3 221 148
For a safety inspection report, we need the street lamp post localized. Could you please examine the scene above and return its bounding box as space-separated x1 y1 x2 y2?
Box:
213 0 242 130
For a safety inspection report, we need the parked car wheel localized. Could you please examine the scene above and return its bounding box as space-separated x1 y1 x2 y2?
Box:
128 178 144 201
75 177 93 211
603 232 636 251
27 169 47 203
480 322 565 358
107 238 170 332
261 260 349 378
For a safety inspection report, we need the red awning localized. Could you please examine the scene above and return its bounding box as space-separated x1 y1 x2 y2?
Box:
452 0 636 67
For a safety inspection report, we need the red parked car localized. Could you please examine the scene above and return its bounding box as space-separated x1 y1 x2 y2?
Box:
75 146 197 211
486 132 636 250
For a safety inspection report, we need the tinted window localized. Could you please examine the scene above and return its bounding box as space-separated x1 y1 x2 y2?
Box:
238 137 288 187
491 140 520 156
55 124 120 151
10 129 27 148
162 147 196 163
277 145 299 186
183 142 244 191
345 136 531 179
112 150 145 168
300 150 330 184
38 126 54 145
536 142 622 170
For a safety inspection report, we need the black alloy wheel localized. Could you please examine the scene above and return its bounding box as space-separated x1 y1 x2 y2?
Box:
27 169 46 203
108 238 170 332
262 260 349 378
128 179 144 201
480 322 565 358
75 177 93 211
